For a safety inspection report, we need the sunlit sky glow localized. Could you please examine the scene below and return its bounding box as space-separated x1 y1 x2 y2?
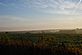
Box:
0 0 82 31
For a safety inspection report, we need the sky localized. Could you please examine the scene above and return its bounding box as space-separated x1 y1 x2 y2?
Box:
0 0 82 31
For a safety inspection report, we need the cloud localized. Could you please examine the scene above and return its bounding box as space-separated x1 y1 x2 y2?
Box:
25 0 82 15
0 0 82 15
73 0 82 13
0 2 8 7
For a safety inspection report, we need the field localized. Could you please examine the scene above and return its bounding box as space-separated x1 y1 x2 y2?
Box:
0 32 82 55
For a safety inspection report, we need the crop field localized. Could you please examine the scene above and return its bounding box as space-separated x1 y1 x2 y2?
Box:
0 32 82 55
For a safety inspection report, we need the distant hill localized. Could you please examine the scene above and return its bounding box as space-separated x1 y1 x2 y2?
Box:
0 28 82 34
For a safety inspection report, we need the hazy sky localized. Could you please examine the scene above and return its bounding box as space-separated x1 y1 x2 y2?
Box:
0 0 82 31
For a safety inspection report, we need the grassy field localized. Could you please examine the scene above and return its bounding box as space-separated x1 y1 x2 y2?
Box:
0 32 82 55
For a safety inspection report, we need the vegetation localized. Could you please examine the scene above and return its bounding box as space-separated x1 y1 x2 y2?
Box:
0 32 82 55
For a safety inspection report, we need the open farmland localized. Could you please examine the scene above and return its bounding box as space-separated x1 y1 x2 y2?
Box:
0 32 82 55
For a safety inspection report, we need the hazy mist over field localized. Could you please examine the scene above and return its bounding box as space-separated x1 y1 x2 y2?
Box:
0 0 82 31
